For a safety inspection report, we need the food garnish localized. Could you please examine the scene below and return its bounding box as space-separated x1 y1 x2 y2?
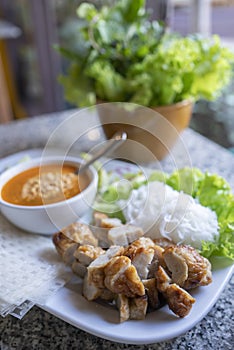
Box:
94 167 234 262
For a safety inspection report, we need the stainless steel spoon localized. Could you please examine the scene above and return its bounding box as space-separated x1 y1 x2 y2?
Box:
77 131 127 174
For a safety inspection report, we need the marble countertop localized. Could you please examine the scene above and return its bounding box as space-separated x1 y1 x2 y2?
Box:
0 110 233 350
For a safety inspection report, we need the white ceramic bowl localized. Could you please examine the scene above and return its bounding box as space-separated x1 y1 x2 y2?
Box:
0 156 98 234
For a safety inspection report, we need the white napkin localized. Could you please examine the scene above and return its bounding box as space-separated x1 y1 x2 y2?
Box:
0 214 71 319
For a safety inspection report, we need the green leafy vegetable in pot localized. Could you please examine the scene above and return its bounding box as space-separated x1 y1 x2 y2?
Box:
56 0 234 107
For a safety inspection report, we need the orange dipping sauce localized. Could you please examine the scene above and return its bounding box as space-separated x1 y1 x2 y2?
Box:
1 164 88 206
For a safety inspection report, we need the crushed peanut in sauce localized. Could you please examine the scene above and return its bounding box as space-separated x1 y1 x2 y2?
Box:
1 164 88 206
22 171 79 203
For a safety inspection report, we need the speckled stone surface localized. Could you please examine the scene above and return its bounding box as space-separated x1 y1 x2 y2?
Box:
0 111 233 350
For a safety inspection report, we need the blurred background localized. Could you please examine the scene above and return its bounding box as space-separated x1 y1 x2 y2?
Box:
0 0 234 151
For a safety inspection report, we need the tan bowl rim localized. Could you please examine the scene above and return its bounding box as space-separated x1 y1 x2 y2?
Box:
96 99 193 110
153 99 193 112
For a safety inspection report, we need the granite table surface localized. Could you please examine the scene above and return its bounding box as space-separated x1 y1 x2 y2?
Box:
0 110 233 350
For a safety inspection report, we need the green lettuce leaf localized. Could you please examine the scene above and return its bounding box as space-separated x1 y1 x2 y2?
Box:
197 172 233 218
148 170 168 183
93 202 126 223
166 167 204 196
201 221 234 261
